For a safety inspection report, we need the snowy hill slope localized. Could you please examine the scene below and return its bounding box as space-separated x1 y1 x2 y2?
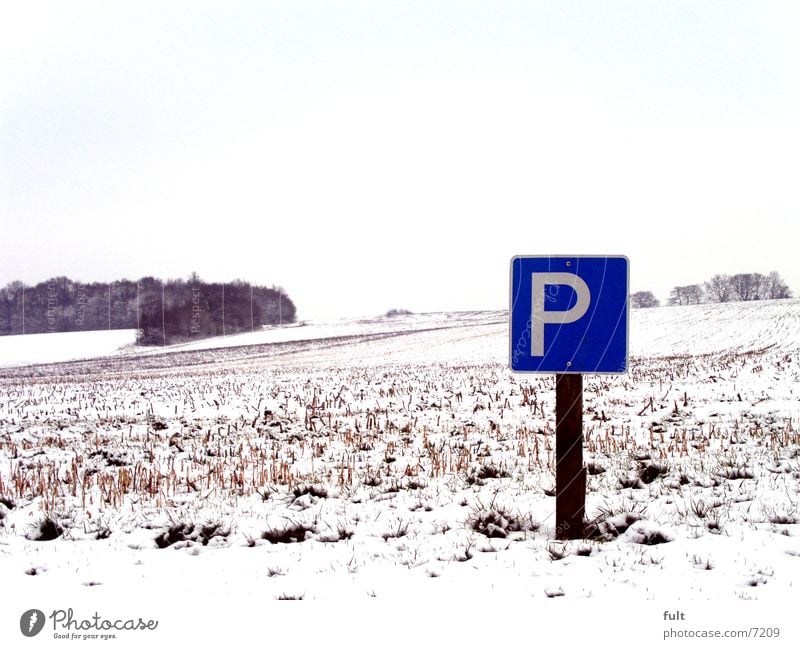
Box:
630 299 800 357
0 299 797 370
0 329 137 368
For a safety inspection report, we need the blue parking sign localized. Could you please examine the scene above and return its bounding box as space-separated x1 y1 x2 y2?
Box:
510 256 629 374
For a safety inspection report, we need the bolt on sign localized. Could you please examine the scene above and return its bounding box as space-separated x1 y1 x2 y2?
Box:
509 256 629 539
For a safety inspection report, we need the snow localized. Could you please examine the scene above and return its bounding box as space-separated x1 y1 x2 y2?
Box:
0 329 137 368
631 300 800 356
0 299 799 603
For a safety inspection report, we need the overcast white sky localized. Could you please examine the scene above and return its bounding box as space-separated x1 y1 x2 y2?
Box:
1 1 798 319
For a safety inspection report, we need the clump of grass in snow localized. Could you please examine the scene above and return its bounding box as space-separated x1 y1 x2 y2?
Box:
155 521 230 548
692 555 714 570
719 466 755 480
257 486 277 502
435 521 451 535
769 513 798 524
586 462 606 476
318 525 355 543
194 522 229 545
689 499 712 519
616 473 644 490
382 481 400 494
262 520 316 544
639 462 669 484
705 515 726 535
764 504 799 525
362 473 382 487
546 543 570 561
381 521 409 541
747 575 768 587
626 523 673 545
716 455 755 480
478 542 508 553
94 526 112 540
468 502 539 539
455 541 475 562
585 502 647 541
637 552 664 565
28 516 64 541
292 483 329 500
465 463 510 486
89 449 130 467
403 477 427 491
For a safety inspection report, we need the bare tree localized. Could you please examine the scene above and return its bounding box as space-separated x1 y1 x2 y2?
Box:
705 274 732 302
753 273 769 300
1 281 26 334
631 291 660 308
673 271 792 307
668 285 703 306
668 286 688 306
764 271 792 299
685 284 704 304
729 273 761 301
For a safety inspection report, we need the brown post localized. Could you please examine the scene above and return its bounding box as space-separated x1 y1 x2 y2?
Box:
555 373 585 540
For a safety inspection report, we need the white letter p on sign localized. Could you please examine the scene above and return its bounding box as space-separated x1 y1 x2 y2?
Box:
531 273 591 356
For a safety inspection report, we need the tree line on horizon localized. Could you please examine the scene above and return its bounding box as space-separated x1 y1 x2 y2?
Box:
631 271 793 308
0 273 297 345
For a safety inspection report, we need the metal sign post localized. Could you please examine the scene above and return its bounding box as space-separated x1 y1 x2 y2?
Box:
510 256 629 540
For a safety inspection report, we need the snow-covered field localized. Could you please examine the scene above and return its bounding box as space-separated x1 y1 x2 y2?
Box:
0 311 501 369
0 329 137 368
1 300 799 601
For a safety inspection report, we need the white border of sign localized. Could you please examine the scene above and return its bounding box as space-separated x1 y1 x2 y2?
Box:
508 254 631 375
